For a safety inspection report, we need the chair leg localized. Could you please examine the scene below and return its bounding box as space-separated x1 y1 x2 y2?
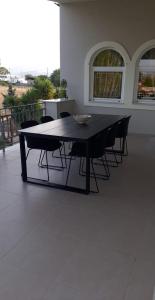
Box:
66 155 72 186
62 142 67 167
26 149 31 160
125 139 128 156
91 159 99 193
79 158 82 176
121 137 128 157
79 156 109 180
68 141 72 149
118 138 123 163
41 151 46 165
38 150 43 166
59 148 64 168
45 151 49 181
102 154 110 178
39 149 65 171
112 146 118 167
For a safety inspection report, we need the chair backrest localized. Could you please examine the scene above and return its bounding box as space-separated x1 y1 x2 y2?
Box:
116 116 131 138
60 112 71 118
105 123 118 148
21 120 38 129
90 127 111 157
21 120 39 149
40 115 54 123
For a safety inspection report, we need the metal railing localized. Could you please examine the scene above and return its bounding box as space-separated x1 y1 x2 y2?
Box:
0 102 46 150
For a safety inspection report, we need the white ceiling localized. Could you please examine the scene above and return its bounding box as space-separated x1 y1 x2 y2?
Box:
50 0 96 4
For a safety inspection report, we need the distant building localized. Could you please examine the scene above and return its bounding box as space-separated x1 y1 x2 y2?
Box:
0 74 28 85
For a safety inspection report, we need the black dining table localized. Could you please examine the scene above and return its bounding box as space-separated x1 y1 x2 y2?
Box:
19 114 124 194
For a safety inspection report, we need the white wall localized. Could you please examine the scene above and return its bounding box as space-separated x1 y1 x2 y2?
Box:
60 0 155 134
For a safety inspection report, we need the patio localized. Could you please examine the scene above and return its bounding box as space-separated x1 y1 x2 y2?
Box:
0 134 155 300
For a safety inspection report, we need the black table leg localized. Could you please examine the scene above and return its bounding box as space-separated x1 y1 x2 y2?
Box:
19 134 27 182
86 141 90 194
122 137 126 155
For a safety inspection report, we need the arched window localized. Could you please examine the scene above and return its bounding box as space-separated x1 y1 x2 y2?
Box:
92 49 125 101
84 42 130 106
137 48 155 103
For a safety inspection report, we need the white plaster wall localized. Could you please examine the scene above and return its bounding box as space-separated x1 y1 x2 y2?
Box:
60 0 155 134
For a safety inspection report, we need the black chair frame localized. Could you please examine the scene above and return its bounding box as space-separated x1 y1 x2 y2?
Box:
65 128 112 193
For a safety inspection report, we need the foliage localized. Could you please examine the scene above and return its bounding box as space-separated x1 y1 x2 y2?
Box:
58 86 67 98
37 75 48 80
20 88 39 105
0 81 8 86
2 74 68 109
60 78 67 88
7 84 16 96
0 136 5 150
25 74 35 81
3 84 18 107
0 66 10 75
50 69 60 87
58 78 68 98
33 77 55 99
3 95 20 107
50 69 68 98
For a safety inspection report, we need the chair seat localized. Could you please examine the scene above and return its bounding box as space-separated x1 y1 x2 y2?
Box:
27 137 61 151
69 142 104 158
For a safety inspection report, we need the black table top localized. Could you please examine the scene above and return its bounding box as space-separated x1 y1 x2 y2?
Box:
19 114 125 142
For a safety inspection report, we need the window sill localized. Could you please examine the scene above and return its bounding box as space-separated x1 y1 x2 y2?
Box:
93 98 123 104
84 100 155 111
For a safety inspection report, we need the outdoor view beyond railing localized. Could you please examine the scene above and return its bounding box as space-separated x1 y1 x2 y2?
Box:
0 102 45 150
0 68 68 151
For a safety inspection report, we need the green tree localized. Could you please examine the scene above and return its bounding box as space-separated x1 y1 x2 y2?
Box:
3 95 20 107
3 84 18 107
50 69 60 87
33 77 55 99
3 77 56 108
25 74 35 81
20 88 39 105
59 78 68 98
0 66 10 75
7 84 16 96
37 75 48 80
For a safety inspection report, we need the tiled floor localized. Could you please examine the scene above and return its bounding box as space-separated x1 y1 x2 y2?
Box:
0 135 155 300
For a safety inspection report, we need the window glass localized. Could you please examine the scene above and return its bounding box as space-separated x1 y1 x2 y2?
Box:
93 49 124 67
137 48 155 100
93 72 122 98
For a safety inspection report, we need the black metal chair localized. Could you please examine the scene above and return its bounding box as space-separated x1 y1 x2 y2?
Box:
66 128 111 193
59 111 72 155
60 112 71 118
40 114 67 166
21 120 39 160
104 123 119 167
40 115 54 123
115 116 131 160
21 120 38 129
21 120 63 181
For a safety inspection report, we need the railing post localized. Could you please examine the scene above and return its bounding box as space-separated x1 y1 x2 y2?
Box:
0 115 6 152
0 101 45 148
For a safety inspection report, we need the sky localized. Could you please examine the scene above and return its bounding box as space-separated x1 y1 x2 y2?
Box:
0 0 60 76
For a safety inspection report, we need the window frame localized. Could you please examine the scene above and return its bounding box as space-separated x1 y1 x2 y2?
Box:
84 41 130 107
136 60 155 105
92 66 125 103
132 40 155 106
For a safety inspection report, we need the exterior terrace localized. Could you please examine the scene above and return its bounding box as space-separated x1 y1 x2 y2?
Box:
0 134 155 300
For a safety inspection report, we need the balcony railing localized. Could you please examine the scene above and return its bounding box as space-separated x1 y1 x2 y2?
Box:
0 102 46 150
